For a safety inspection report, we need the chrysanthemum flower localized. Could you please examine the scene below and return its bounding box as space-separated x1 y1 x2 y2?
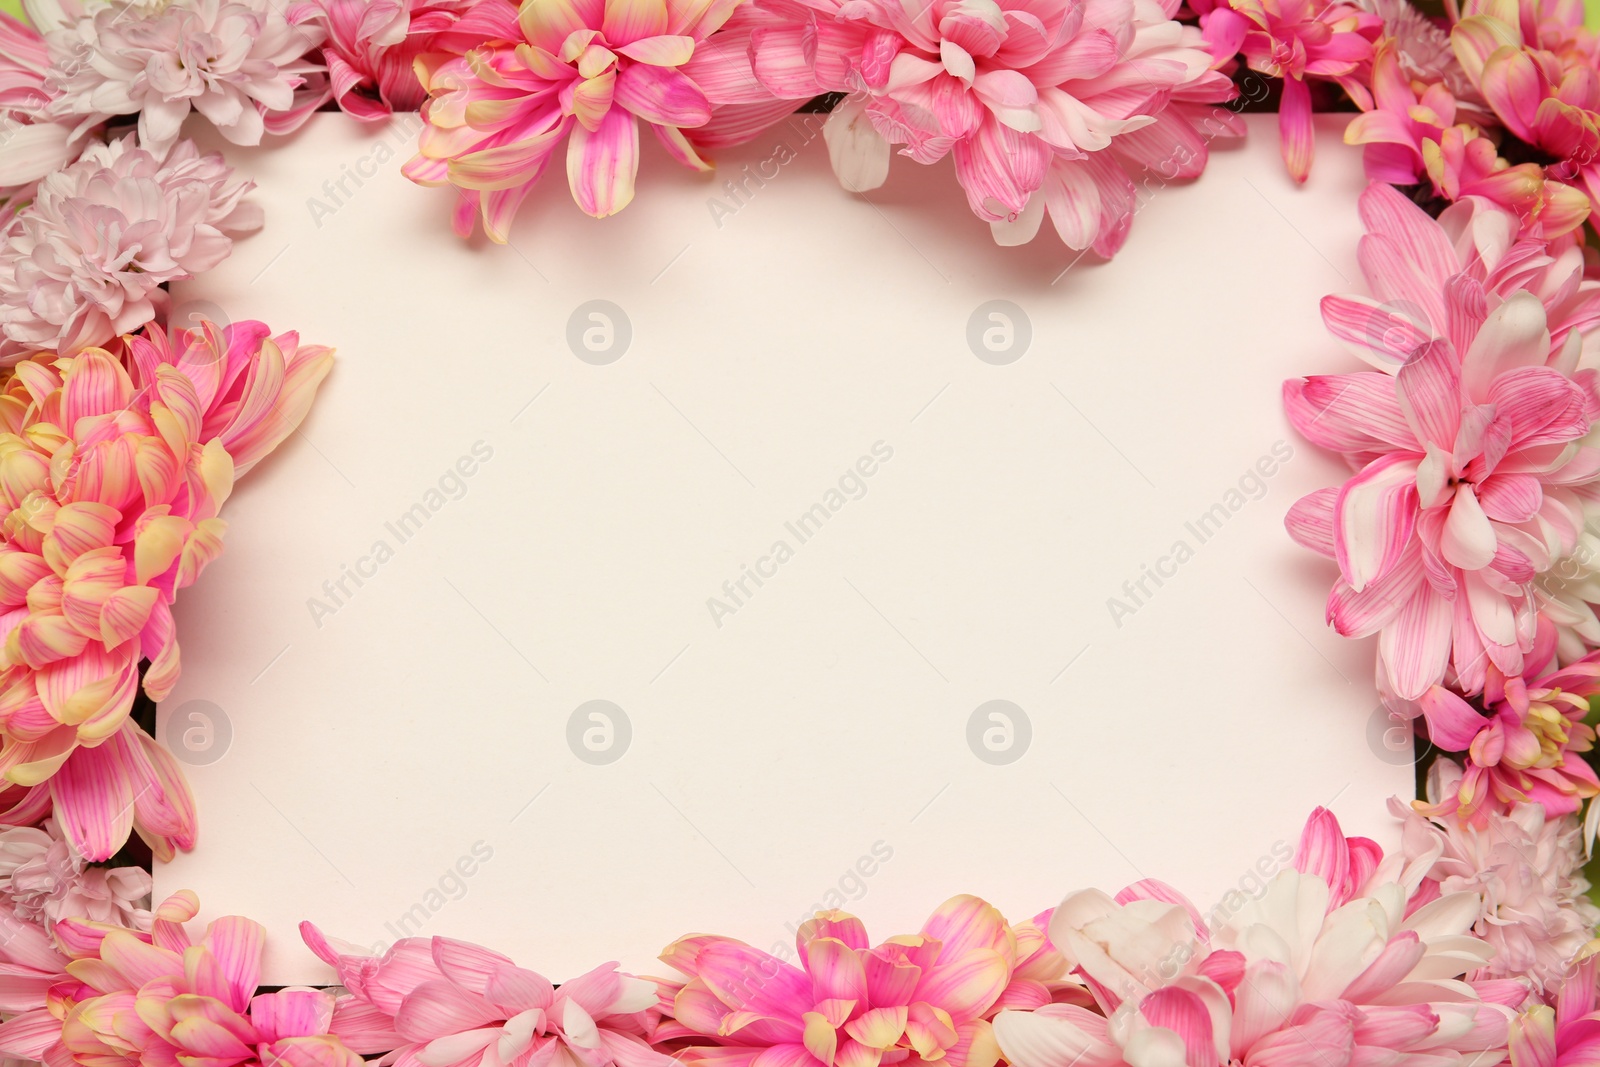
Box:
744 0 1239 256
1391 784 1599 993
1202 0 1381 181
1284 182 1600 700
45 891 363 1067
0 817 152 933
300 923 670 1067
1410 652 1600 824
404 0 752 242
992 809 1519 1067
1344 42 1589 238
0 135 261 364
1452 0 1600 219
37 0 328 152
0 320 331 860
657 895 1057 1067
287 0 477 120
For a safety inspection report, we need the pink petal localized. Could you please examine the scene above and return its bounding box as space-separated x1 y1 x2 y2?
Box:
1460 292 1551 404
1380 584 1454 700
615 63 711 127
567 106 639 218
1416 686 1486 749
1277 76 1313 183
1396 341 1462 450
1335 453 1421 591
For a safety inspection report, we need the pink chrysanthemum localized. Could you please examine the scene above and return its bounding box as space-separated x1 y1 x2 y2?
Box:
1202 0 1381 181
404 0 753 242
0 817 151 933
300 923 670 1067
1391 783 1599 993
44 891 363 1067
744 0 1240 255
287 0 477 120
38 0 328 152
656 895 1061 1067
1344 42 1589 238
0 135 261 363
0 319 331 860
1452 0 1600 220
1410 652 1600 824
991 809 1520 1067
1284 182 1600 701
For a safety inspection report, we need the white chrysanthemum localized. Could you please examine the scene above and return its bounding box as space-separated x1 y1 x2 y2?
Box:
38 0 326 150
0 134 260 363
1401 766 1600 994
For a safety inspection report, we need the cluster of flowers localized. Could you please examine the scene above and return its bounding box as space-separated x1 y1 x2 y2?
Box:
0 311 332 865
0 804 1587 1067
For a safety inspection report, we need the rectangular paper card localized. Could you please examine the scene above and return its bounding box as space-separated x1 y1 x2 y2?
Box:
160 111 1409 985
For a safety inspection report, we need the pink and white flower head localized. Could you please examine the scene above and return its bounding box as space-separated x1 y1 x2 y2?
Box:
286 0 476 120
0 135 261 364
1409 652 1600 824
657 894 1053 1067
404 0 753 242
0 320 331 860
747 0 1240 256
1283 182 1600 701
51 890 362 1067
1202 0 1381 181
37 0 328 152
991 809 1519 1067
1391 787 1600 994
300 923 670 1067
0 817 151 932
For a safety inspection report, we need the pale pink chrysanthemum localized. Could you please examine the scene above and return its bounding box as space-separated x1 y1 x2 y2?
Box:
991 809 1520 1067
1390 780 1599 994
656 894 1060 1067
1202 0 1381 181
286 0 476 120
0 319 332 861
1283 182 1600 701
744 0 1240 256
404 0 757 242
0 135 261 364
0 818 151 932
300 923 670 1067
38 0 328 152
1357 0 1482 104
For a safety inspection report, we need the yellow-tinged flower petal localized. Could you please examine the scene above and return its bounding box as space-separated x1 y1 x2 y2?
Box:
99 586 159 649
177 518 226 589
803 1012 838 1066
845 1006 909 1050
198 440 234 512
134 515 193 587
